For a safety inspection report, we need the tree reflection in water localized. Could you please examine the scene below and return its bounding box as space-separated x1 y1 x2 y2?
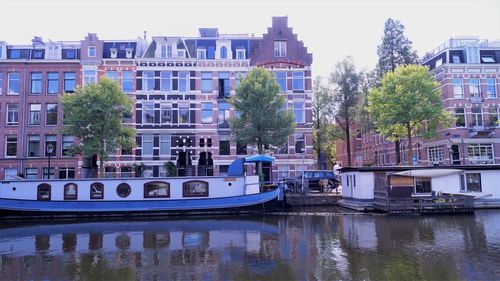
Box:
0 212 499 280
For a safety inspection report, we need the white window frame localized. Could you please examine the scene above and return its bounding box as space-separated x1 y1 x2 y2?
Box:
468 143 493 164
160 103 172 124
45 103 58 126
88 46 96 57
29 104 41 126
454 107 466 128
178 103 190 124
292 72 304 91
142 103 155 124
469 78 481 98
452 78 464 98
5 135 17 158
236 49 245 60
6 103 18 126
201 102 213 124
27 135 40 158
274 41 287 57
8 72 20 95
83 69 97 87
485 78 497 98
427 146 444 164
142 134 153 156
471 107 483 127
159 134 171 156
197 48 206 60
293 101 305 123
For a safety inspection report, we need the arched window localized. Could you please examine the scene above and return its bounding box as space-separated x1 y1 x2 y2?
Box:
64 183 78 200
220 46 227 59
37 183 51 201
116 183 131 198
90 182 104 199
183 180 209 197
144 181 170 198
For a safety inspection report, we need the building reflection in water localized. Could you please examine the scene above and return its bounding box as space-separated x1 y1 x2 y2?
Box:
0 212 499 280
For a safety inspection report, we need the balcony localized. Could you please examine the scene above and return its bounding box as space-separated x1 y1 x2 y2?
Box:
217 121 230 131
469 122 495 138
470 96 484 103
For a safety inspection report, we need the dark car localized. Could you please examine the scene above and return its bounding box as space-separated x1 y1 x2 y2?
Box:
284 170 339 193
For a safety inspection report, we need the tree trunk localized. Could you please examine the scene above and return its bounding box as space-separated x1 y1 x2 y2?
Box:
395 139 401 165
316 118 323 170
345 121 352 167
98 154 104 178
257 139 263 182
407 123 413 166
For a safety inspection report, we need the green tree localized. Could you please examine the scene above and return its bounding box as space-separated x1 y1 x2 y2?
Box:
61 78 135 178
368 65 452 166
312 76 334 169
377 18 419 164
330 57 362 167
230 68 295 178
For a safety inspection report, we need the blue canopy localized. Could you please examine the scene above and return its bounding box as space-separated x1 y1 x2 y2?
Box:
245 155 275 163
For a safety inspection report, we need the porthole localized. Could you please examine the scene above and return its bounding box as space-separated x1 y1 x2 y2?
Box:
116 183 131 198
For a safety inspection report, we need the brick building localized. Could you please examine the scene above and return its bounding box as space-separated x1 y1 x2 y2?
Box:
0 16 314 180
336 37 500 167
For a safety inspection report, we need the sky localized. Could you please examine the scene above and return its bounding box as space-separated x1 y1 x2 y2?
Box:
0 0 499 79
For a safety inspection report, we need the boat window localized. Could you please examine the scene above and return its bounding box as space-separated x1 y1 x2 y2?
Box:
37 183 51 200
183 180 209 197
90 182 104 199
414 177 431 194
144 181 170 198
116 183 131 198
463 173 482 192
64 183 78 200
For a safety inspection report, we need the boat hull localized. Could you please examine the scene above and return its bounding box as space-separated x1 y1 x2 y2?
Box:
0 188 283 219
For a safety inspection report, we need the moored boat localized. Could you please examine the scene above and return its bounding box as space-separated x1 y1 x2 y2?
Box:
0 157 284 218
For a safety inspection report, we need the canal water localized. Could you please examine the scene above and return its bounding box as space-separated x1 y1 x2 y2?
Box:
1 210 499 281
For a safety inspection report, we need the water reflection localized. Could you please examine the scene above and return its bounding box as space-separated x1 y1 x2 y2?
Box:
1 212 499 280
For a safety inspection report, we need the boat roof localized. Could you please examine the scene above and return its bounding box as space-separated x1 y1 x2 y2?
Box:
392 169 462 178
340 165 500 173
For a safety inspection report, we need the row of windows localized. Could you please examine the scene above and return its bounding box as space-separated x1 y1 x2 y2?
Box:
139 101 306 125
1 103 59 126
452 78 497 99
4 135 74 158
0 72 76 95
454 107 499 127
137 133 305 157
36 180 209 201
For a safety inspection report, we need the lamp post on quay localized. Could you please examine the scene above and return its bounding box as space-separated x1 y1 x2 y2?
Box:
46 143 54 179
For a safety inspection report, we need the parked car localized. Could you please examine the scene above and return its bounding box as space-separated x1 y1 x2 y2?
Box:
284 170 339 193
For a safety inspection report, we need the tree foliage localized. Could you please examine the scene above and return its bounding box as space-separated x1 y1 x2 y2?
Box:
368 65 452 165
376 18 419 164
230 68 295 154
330 57 362 166
61 78 135 177
377 18 419 76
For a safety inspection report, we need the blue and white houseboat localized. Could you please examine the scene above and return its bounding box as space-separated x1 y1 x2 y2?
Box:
339 165 500 212
0 156 284 218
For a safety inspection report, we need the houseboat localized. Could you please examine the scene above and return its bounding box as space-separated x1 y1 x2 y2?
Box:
0 157 284 219
338 165 500 213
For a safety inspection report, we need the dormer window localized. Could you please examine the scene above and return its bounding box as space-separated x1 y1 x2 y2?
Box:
197 48 206 59
481 55 495 63
161 45 167 58
220 46 227 59
167 45 173 58
110 48 117 59
88 46 96 57
435 58 443 68
177 49 186 58
236 49 245 60
32 49 44 59
274 41 287 57
125 48 133 58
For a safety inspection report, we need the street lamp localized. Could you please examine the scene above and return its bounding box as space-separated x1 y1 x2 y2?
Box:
46 143 54 179
301 147 306 193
